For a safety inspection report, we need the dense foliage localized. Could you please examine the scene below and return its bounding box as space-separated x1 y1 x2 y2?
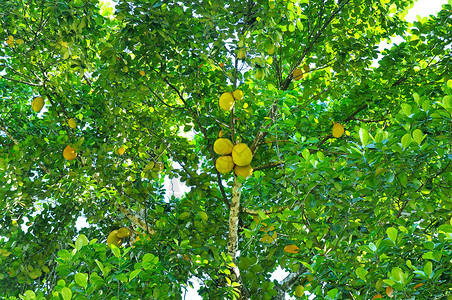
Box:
1 0 451 299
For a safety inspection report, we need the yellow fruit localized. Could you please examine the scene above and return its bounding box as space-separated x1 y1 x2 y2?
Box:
234 164 253 179
118 147 125 155
295 285 304 297
215 156 234 173
332 123 345 138
219 92 235 111
237 48 247 59
232 89 244 100
67 118 77 129
232 143 253 166
63 145 77 161
292 68 303 81
31 96 44 112
107 230 122 247
116 227 130 238
214 138 234 155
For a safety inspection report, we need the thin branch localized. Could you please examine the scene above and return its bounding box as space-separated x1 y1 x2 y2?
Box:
1 75 42 87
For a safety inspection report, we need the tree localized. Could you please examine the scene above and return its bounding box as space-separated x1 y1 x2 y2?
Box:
0 0 451 299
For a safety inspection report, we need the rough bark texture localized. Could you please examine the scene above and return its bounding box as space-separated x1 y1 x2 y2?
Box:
227 178 242 258
114 202 155 235
272 265 307 300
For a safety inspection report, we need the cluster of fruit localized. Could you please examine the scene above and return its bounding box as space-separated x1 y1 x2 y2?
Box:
31 96 80 161
107 227 130 247
215 89 253 179
31 96 126 161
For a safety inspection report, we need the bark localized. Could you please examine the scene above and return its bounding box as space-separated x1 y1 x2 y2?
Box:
114 202 155 235
272 265 307 300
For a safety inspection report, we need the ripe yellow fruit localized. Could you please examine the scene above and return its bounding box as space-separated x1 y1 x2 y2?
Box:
118 147 125 155
31 97 44 112
232 89 244 100
215 156 234 173
332 123 345 138
237 48 247 59
234 164 253 179
214 138 233 155
116 227 130 238
63 145 77 161
67 118 77 129
219 92 235 111
232 143 253 166
107 230 122 247
292 68 303 81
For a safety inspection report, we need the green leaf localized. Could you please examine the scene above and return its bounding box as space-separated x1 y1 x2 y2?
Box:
359 128 369 146
75 234 89 251
386 227 398 243
355 267 368 281
75 273 88 288
23 290 36 300
401 103 412 116
413 92 420 104
61 287 72 300
401 133 411 149
111 245 120 258
143 253 156 264
129 269 141 281
424 261 432 278
412 129 425 145
198 211 208 222
302 148 310 161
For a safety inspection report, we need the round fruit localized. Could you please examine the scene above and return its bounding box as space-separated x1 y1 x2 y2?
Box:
237 48 246 60
215 156 234 173
118 147 125 155
107 230 122 247
234 164 253 178
332 123 345 138
292 68 303 81
232 89 244 100
232 143 253 166
219 92 235 111
68 118 77 129
116 227 130 238
214 138 233 155
63 145 77 161
31 97 44 112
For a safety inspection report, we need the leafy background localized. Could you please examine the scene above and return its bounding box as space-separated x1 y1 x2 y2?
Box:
0 0 451 299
